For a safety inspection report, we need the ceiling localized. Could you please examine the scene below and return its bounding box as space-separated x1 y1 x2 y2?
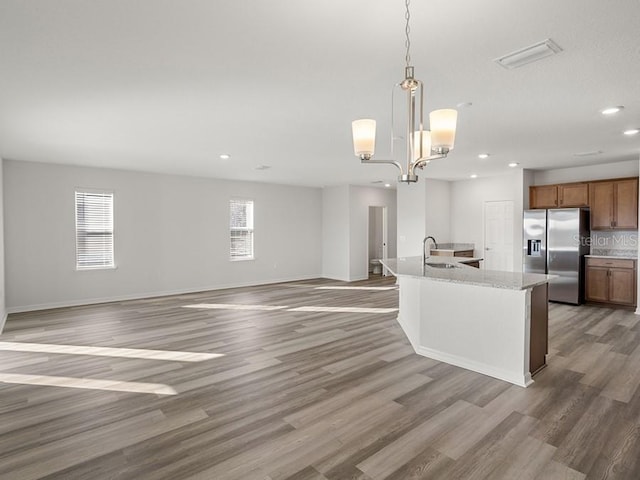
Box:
0 0 639 188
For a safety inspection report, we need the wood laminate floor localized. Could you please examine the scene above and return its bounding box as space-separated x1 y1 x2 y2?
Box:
1 276 640 479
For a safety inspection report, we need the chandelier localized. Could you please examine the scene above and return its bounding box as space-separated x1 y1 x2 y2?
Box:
351 0 458 183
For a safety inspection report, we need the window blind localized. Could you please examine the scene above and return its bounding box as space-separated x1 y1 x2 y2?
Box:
230 199 254 260
75 191 114 269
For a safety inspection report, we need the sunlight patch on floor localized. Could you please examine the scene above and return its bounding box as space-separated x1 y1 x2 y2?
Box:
0 373 177 395
182 304 288 311
182 304 397 314
288 306 398 314
314 286 397 291
0 342 223 362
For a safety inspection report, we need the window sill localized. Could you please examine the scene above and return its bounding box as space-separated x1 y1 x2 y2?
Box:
229 257 255 262
76 265 118 271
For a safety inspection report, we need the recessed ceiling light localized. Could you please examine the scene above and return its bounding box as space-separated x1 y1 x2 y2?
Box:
384 183 392 188
219 154 231 160
470 174 478 179
508 162 519 167
478 153 490 159
623 129 639 136
601 106 624 115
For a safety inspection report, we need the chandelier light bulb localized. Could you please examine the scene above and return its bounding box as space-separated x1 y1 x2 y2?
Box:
430 109 458 151
352 119 377 157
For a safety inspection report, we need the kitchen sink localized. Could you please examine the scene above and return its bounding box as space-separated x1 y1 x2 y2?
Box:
425 262 458 269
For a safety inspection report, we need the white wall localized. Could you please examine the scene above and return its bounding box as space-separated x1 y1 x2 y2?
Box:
425 179 451 245
450 171 523 269
0 159 5 332
532 159 639 184
397 182 426 257
4 160 323 312
397 179 450 257
322 185 350 281
349 185 397 281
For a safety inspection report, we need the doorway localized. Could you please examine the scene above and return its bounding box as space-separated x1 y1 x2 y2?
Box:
368 206 388 276
484 200 514 271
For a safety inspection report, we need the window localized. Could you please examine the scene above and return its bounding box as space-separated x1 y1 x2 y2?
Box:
75 190 114 269
229 199 254 260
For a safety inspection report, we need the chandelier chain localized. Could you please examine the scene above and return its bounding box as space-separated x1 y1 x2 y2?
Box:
404 0 411 67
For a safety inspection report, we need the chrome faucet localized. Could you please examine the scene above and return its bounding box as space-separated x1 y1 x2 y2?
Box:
422 236 437 265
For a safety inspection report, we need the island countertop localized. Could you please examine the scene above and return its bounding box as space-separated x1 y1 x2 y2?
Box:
381 256 554 290
585 254 638 260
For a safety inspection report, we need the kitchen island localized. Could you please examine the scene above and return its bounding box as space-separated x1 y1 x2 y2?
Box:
381 256 555 387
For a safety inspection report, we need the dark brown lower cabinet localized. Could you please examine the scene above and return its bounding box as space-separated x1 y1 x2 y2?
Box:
585 258 636 307
530 284 548 376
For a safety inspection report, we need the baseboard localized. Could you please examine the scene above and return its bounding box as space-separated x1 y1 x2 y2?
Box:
320 273 374 282
321 274 351 282
6 274 322 314
415 345 533 388
348 275 370 282
395 314 420 351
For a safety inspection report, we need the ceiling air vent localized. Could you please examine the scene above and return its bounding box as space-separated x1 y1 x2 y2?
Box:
573 150 603 157
495 39 563 69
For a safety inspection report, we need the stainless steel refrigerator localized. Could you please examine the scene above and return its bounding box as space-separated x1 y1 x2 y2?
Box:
523 208 590 304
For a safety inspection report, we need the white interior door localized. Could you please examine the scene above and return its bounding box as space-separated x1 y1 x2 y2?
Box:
484 200 514 271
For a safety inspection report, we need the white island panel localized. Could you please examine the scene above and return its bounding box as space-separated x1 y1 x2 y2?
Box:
383 256 552 387
401 276 531 387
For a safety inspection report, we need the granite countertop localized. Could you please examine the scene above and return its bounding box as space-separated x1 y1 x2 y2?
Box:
430 243 474 252
585 254 638 260
381 256 554 290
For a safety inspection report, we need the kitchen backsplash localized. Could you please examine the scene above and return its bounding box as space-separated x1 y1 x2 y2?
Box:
589 231 638 257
